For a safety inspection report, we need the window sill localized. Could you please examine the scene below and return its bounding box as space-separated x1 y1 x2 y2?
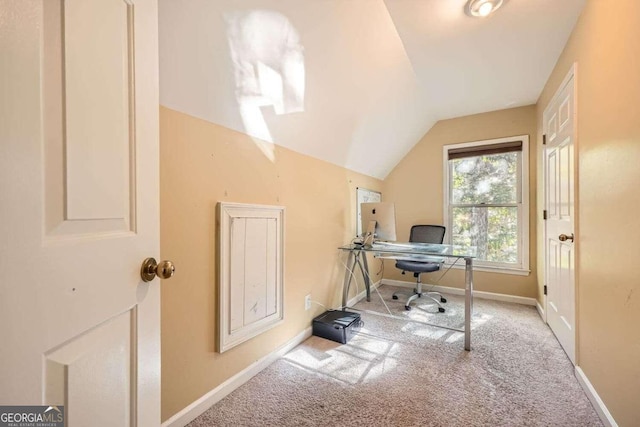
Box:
446 262 531 276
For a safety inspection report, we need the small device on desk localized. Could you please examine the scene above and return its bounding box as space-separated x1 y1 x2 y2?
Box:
312 310 362 344
351 220 375 247
358 220 376 247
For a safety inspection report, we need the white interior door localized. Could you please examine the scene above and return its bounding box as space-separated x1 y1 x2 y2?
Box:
0 1 161 425
543 67 576 364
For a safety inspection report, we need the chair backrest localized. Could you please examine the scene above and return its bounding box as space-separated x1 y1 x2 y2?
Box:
409 225 446 244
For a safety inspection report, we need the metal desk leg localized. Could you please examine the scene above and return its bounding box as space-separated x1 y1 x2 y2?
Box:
464 257 474 351
342 250 357 308
359 250 372 302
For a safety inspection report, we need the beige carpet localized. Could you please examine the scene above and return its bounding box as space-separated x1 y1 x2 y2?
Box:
189 285 602 426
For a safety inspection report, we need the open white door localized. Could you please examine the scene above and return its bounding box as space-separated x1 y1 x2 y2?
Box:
0 1 162 425
543 66 577 364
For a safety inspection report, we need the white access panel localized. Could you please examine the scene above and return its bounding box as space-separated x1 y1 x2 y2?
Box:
218 203 284 353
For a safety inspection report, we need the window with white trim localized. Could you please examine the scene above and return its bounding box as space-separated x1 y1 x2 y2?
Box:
443 135 529 273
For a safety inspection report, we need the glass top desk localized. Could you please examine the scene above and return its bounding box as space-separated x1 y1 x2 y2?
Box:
338 242 477 351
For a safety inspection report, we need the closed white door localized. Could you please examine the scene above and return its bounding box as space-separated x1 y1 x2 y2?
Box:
543 67 576 364
0 0 161 425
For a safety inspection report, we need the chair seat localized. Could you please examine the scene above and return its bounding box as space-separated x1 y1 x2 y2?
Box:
395 260 440 273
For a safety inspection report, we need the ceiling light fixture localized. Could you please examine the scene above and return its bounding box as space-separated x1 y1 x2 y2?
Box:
464 0 505 18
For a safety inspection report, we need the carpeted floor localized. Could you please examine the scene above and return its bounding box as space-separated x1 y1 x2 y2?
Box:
189 285 602 426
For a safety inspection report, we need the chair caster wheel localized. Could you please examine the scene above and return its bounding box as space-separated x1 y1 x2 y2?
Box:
438 307 445 313
440 297 447 303
392 295 398 300
405 305 411 311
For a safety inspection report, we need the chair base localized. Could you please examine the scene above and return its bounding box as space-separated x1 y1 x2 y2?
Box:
392 287 446 312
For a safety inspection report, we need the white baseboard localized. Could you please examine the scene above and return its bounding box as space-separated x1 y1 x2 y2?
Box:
575 366 618 427
536 299 546 321
161 327 312 427
380 279 537 306
346 279 382 308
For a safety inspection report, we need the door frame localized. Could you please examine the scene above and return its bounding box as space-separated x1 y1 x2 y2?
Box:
542 62 579 363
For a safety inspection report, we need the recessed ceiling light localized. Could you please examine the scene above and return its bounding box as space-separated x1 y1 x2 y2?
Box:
464 0 505 18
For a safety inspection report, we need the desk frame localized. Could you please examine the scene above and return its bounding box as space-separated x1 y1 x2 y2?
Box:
340 244 474 351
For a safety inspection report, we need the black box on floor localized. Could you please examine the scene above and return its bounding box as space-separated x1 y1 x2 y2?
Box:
312 310 362 344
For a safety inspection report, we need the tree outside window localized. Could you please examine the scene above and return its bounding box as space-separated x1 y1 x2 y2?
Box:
444 136 529 271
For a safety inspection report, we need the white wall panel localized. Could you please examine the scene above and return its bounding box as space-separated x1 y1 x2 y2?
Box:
218 203 284 353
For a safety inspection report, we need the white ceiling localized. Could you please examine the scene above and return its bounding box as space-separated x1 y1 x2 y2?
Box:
159 0 585 179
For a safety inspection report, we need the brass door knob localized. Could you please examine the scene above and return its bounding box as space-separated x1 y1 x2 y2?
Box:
558 233 575 242
140 257 175 282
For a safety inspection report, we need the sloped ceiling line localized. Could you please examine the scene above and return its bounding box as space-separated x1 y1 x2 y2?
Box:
159 0 585 179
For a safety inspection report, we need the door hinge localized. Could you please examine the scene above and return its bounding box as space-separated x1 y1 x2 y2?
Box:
543 134 547 145
544 285 548 295
543 210 548 220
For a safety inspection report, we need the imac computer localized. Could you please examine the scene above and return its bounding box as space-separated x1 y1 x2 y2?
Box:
360 202 397 245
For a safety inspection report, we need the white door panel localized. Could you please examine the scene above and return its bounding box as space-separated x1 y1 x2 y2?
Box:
0 1 160 425
64 0 133 220
544 69 576 364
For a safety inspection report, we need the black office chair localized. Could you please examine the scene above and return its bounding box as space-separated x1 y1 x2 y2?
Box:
392 225 447 312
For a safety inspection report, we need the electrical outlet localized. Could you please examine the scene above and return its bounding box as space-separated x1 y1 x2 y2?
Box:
305 294 312 310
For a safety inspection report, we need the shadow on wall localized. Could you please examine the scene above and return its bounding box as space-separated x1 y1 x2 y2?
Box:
225 9 305 161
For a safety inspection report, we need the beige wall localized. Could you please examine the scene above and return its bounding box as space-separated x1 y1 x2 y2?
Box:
382 106 538 298
536 0 640 424
159 107 382 421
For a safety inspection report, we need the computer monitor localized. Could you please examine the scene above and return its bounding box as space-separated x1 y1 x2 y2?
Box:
360 202 397 243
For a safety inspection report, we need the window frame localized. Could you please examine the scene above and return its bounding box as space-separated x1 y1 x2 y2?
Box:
442 135 530 275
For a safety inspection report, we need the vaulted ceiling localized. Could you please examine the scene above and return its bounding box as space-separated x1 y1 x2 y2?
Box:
159 0 585 179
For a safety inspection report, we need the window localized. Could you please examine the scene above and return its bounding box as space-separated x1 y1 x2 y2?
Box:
443 136 529 273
